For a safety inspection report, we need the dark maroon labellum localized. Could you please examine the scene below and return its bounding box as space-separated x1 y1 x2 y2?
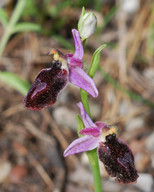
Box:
23 60 68 110
98 134 139 184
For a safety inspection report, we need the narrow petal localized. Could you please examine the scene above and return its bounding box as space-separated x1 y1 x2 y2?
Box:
69 67 98 98
77 102 96 128
64 135 100 157
72 29 84 60
79 127 101 137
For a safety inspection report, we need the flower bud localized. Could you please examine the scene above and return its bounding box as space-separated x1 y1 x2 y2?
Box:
78 8 97 40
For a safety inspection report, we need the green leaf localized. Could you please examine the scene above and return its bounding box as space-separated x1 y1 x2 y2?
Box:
0 72 30 95
76 115 84 137
0 8 8 27
88 44 107 78
13 22 41 33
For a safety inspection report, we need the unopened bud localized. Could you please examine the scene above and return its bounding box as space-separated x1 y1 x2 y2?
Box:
78 8 97 40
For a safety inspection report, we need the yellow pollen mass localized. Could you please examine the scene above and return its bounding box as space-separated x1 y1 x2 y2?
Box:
101 125 118 140
48 49 65 63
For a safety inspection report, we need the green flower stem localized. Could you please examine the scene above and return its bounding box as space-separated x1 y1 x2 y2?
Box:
87 149 102 192
80 89 91 118
0 0 26 58
77 112 102 192
80 88 102 192
80 44 107 192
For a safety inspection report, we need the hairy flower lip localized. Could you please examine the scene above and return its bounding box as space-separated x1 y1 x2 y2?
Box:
23 60 68 110
115 179 138 185
98 135 139 185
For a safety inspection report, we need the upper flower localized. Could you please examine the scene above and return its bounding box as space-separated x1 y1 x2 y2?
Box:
23 29 98 110
64 102 139 185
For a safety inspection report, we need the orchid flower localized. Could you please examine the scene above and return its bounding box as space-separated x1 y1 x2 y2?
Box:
24 29 98 110
64 102 139 185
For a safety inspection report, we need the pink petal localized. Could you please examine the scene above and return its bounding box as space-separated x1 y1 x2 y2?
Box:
77 102 96 128
67 56 83 68
79 127 101 137
69 67 98 98
72 29 84 60
64 135 100 157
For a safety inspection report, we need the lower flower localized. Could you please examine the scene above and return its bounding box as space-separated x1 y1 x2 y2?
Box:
64 102 139 184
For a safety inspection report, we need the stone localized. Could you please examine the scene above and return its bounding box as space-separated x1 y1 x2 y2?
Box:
89 100 102 119
53 106 77 131
69 165 93 185
121 0 140 14
133 173 153 192
126 117 144 132
0 160 12 183
145 132 154 152
135 152 150 172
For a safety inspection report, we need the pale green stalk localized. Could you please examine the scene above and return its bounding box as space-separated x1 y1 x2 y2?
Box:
80 88 102 192
80 44 106 192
